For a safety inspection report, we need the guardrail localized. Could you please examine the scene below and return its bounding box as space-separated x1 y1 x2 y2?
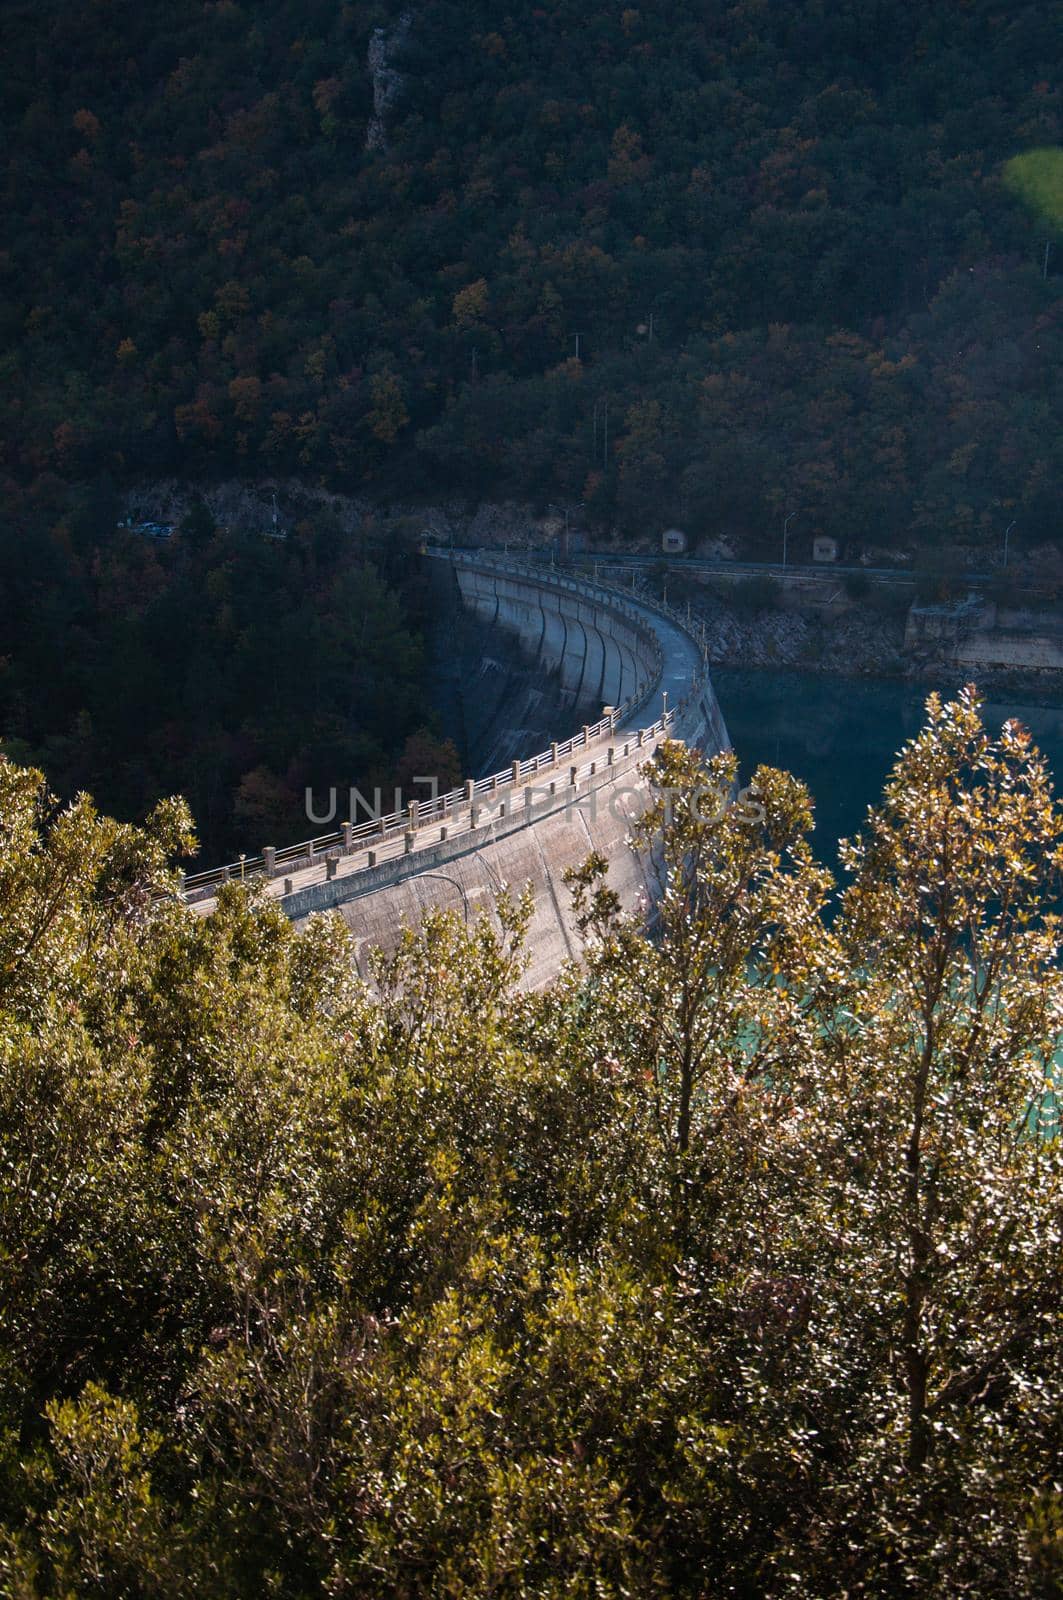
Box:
180 711 684 905
178 547 730 902
178 549 719 904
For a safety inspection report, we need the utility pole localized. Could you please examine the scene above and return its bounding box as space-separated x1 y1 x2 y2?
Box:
783 511 798 568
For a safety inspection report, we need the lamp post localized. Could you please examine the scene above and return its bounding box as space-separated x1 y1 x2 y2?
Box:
783 512 798 568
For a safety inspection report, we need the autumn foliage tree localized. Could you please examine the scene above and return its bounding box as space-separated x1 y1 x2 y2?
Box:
1 690 1060 1595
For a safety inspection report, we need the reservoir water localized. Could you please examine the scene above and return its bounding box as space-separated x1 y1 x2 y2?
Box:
712 669 1063 878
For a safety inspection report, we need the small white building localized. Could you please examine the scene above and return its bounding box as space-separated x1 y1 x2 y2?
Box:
813 535 839 564
661 527 688 555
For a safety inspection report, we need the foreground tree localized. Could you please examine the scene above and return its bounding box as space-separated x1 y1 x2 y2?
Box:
795 688 1063 1594
0 692 1060 1597
567 696 1063 1594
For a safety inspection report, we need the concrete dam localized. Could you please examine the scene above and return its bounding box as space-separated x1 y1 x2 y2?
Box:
183 551 731 989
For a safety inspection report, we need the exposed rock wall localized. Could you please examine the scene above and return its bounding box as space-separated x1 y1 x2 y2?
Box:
366 12 412 152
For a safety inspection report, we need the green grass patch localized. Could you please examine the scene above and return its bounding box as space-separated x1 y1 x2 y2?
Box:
1003 148 1063 233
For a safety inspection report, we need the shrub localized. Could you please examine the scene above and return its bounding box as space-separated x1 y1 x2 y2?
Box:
731 574 782 613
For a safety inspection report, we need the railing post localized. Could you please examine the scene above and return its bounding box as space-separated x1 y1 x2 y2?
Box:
326 854 338 881
607 747 615 767
407 800 418 828
404 831 414 855
512 759 521 785
582 724 591 744
464 778 475 802
551 741 559 766
263 847 276 877
283 877 293 895
367 850 376 868
342 823 353 852
569 765 578 787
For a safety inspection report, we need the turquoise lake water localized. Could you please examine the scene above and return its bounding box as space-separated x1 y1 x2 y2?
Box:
712 669 1063 879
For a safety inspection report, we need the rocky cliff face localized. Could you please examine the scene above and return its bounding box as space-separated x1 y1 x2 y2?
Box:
120 479 581 550
366 12 413 152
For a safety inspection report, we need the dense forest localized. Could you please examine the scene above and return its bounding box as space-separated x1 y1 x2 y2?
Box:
0 492 457 859
1 694 1061 1595
2 0 1060 544
1 0 1060 852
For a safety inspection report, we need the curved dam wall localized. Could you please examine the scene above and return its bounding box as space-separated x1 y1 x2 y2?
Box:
450 560 658 723
296 554 729 987
185 553 731 989
425 556 662 776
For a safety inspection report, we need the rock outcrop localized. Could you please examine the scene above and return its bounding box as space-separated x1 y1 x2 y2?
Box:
366 11 412 152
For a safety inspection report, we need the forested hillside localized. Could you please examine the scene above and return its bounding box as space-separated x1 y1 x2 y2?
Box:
2 0 1060 547
1 0 1060 854
0 493 455 860
1 697 1061 1595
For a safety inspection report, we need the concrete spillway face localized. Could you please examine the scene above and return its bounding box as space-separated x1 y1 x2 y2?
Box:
293 736 669 992
424 560 605 778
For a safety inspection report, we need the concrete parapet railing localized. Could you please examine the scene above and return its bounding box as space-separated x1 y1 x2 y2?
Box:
194 707 682 915
179 549 724 905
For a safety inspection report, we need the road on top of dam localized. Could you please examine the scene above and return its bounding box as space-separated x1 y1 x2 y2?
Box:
618 591 705 726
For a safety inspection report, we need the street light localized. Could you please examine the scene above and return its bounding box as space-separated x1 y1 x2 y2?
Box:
549 501 584 564
1004 520 1017 568
783 512 798 568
